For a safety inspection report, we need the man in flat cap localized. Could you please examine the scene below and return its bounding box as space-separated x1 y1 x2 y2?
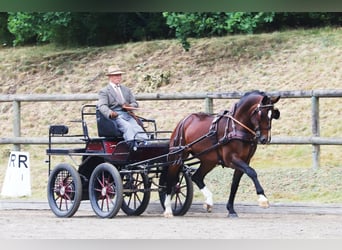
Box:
97 66 147 142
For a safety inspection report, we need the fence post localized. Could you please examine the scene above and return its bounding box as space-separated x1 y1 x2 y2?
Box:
311 95 320 169
205 97 213 114
13 100 21 151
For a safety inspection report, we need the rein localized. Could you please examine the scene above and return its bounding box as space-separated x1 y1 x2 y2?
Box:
223 114 256 136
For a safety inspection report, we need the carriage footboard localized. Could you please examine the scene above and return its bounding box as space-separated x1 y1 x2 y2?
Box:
46 148 85 155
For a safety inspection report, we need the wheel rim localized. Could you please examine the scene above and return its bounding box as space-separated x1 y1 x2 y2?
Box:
52 170 76 211
171 174 187 211
93 170 117 212
124 174 142 206
89 163 123 218
47 163 82 218
121 172 150 215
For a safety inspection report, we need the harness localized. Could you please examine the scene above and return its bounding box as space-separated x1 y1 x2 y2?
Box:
208 104 257 166
169 102 271 167
209 104 257 142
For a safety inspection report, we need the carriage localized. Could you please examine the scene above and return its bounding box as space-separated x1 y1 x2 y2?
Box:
47 91 280 219
46 104 194 218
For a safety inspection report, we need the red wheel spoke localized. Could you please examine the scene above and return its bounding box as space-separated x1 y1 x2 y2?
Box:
58 196 63 209
64 198 69 210
96 176 104 188
174 194 183 209
101 171 105 186
100 197 105 210
64 193 71 201
105 194 110 211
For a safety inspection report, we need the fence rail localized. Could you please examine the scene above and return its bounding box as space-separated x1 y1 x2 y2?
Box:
1 89 342 169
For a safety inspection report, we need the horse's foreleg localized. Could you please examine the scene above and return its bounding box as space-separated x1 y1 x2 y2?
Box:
192 169 213 212
227 169 244 217
232 159 269 209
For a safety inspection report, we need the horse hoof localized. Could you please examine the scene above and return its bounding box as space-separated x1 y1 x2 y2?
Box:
163 211 174 218
203 203 212 213
163 213 174 218
228 213 238 218
258 195 270 208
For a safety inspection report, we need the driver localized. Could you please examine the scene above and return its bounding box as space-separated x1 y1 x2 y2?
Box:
97 66 148 142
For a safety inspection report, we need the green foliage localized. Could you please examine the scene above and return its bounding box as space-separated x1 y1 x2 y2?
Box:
163 12 275 51
6 12 170 47
3 12 342 49
7 12 71 46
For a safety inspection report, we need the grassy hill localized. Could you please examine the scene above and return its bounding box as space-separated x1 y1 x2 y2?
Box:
0 27 341 204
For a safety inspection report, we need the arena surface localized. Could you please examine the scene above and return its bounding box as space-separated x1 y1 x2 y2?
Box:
1 200 342 239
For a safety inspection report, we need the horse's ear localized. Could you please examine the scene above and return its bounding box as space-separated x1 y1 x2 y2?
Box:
271 96 280 104
272 108 280 119
261 95 269 105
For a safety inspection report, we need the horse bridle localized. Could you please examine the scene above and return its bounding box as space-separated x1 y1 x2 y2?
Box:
251 103 275 142
224 103 275 142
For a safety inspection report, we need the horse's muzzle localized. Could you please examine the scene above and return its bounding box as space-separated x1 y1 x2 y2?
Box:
259 136 268 144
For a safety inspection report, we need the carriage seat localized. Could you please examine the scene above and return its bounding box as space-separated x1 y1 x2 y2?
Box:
46 124 85 155
96 108 123 139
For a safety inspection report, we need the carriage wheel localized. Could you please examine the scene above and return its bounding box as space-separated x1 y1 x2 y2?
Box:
88 163 123 218
47 163 82 218
121 171 150 216
158 168 193 216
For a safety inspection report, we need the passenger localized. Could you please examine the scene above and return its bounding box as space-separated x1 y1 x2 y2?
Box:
97 65 148 143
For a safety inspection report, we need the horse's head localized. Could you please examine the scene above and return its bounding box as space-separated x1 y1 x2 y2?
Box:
236 91 280 144
250 94 280 144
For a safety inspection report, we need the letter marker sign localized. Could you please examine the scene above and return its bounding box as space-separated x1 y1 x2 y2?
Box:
1 151 31 197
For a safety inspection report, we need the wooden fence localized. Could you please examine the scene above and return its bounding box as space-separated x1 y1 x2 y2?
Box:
0 89 341 169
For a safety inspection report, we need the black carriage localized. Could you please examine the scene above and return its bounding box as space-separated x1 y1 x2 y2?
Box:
46 105 194 218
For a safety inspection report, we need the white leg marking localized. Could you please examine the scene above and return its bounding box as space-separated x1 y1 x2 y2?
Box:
201 186 213 212
258 194 270 208
163 195 173 218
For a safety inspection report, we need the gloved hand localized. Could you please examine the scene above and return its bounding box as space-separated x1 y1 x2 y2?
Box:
109 111 118 119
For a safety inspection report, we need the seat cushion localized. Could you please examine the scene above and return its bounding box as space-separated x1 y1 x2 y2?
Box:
96 108 123 138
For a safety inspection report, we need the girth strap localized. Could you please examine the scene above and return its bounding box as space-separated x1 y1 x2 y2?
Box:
208 105 257 166
208 110 230 166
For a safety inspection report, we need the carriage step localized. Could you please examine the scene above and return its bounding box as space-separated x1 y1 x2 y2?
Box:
46 148 85 155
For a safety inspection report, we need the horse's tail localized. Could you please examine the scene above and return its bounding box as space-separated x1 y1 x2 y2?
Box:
170 114 192 149
168 114 194 165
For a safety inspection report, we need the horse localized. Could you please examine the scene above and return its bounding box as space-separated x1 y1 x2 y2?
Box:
163 90 280 218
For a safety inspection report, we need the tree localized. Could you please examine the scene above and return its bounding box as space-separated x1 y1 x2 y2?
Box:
7 12 71 46
6 12 171 47
163 12 275 51
4 12 342 48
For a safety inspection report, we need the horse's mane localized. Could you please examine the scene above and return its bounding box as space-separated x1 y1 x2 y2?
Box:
236 90 266 108
243 90 266 97
194 112 211 120
192 91 266 118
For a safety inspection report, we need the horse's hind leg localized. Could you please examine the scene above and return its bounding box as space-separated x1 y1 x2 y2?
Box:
191 164 215 212
163 164 181 218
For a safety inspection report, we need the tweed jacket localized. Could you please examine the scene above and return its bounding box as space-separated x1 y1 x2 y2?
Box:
97 84 139 119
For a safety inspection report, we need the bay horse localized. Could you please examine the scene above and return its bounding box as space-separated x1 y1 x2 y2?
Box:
164 90 280 217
